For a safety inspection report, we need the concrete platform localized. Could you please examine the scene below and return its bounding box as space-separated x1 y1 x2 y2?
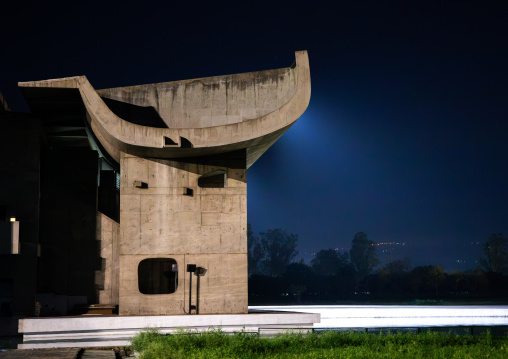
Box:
18 311 320 349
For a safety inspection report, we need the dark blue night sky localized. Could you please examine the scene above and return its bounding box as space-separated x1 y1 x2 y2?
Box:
1 1 507 271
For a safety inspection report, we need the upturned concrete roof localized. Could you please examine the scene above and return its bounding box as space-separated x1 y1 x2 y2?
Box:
19 51 310 168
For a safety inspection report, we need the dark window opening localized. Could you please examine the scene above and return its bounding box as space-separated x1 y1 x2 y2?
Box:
198 170 226 188
180 137 193 148
98 169 120 222
138 258 178 295
134 181 148 189
164 137 177 146
184 188 194 196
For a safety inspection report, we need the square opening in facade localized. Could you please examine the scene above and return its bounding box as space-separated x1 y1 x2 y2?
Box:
138 258 178 295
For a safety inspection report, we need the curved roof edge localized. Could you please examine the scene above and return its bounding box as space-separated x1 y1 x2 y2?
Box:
19 51 311 168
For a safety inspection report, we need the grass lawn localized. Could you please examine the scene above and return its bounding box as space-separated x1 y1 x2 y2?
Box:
131 329 508 358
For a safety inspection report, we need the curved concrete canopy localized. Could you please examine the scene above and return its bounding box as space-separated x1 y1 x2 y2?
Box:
19 51 310 168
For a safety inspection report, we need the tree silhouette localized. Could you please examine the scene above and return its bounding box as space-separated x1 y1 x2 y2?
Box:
284 262 314 303
311 249 349 276
260 228 298 277
349 232 379 284
480 233 508 273
247 224 264 276
383 258 410 274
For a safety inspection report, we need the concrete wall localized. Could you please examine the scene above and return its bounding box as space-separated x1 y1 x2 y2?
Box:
118 152 247 315
97 67 296 129
97 213 120 305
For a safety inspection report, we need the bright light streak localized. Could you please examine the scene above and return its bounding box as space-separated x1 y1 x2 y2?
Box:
250 305 508 328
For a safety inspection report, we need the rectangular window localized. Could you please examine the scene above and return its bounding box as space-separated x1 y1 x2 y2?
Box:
138 258 178 294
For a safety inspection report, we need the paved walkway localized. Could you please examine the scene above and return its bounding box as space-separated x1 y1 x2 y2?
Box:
0 348 117 359
81 349 117 358
0 348 81 358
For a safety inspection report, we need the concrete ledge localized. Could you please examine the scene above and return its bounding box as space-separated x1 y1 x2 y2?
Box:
18 311 320 349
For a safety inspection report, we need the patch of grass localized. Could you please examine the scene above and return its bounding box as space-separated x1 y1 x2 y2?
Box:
131 328 508 359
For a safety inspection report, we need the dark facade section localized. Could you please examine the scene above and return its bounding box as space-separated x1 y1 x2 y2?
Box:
0 113 43 346
0 107 112 344
37 149 101 311
0 115 42 317
98 170 120 222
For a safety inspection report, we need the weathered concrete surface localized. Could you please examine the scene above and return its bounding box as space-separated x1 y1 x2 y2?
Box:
118 153 247 315
96 213 120 306
97 67 296 129
19 51 311 168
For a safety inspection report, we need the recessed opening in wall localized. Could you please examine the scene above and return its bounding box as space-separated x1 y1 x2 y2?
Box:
180 136 193 148
138 258 178 294
164 136 177 146
198 170 227 188
183 187 194 196
134 181 148 189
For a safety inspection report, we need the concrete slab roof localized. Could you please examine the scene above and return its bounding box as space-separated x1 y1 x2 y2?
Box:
19 51 310 168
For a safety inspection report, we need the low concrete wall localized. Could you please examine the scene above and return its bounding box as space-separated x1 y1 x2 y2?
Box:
18 311 320 348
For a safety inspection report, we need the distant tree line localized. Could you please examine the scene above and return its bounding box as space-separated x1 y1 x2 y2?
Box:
248 226 508 304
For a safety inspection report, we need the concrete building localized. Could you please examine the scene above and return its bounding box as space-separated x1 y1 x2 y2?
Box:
0 51 310 336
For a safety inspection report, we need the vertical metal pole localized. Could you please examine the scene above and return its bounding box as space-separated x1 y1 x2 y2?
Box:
188 271 192 314
196 275 200 314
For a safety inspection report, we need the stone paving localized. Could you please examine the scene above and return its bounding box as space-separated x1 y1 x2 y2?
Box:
0 348 81 358
0 348 118 359
81 349 117 358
